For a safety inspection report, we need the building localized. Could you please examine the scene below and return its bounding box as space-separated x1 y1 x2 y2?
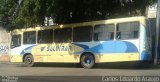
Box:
0 27 11 62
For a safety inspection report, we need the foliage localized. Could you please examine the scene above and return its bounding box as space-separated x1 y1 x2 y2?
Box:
0 0 157 30
0 0 18 30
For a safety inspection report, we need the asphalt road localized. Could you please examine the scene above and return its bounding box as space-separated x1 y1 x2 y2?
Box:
0 62 160 82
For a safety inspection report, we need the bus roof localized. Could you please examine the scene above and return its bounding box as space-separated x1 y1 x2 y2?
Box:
12 16 146 34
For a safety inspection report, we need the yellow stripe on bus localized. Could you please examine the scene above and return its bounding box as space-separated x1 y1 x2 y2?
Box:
95 53 140 63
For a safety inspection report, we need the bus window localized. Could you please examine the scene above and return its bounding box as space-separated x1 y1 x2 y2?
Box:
54 28 72 43
11 35 21 48
23 31 36 44
38 29 53 43
73 26 93 42
94 24 114 41
116 22 139 40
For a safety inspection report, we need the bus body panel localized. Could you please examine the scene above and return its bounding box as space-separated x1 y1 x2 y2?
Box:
95 53 139 63
139 24 152 61
10 16 153 65
10 40 140 63
10 45 35 62
72 40 139 63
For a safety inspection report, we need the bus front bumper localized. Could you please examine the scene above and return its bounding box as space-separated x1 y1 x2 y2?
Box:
10 55 23 63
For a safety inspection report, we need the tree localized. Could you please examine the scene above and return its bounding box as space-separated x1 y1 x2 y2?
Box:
50 0 156 24
0 0 19 30
0 0 157 30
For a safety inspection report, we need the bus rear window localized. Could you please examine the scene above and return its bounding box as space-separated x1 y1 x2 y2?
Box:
11 35 21 48
116 22 139 40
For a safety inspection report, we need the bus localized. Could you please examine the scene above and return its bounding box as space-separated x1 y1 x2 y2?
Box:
10 16 153 68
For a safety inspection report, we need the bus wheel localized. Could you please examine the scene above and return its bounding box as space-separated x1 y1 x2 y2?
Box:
80 53 95 69
24 55 34 67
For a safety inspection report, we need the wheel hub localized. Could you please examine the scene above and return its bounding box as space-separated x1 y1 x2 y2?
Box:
85 58 91 64
26 58 32 64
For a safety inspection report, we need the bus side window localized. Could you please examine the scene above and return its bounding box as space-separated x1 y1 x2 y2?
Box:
94 24 115 41
38 29 53 44
133 31 138 38
23 31 36 44
116 22 139 40
94 33 98 41
54 28 72 43
73 26 93 42
116 32 121 39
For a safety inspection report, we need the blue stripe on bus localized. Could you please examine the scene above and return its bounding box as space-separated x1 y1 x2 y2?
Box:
20 41 138 55
73 41 138 54
72 43 90 50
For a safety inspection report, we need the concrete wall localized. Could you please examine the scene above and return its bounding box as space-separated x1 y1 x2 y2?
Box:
0 27 11 62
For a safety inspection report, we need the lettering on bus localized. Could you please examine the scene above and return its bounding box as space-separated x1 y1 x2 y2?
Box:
41 46 71 51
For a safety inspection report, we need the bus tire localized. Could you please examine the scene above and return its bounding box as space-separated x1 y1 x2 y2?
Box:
24 55 34 67
80 53 95 69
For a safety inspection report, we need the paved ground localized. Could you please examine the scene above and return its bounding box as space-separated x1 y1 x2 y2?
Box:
0 62 160 82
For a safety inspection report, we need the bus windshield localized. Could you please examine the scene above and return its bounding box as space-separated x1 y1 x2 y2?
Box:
11 35 21 48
